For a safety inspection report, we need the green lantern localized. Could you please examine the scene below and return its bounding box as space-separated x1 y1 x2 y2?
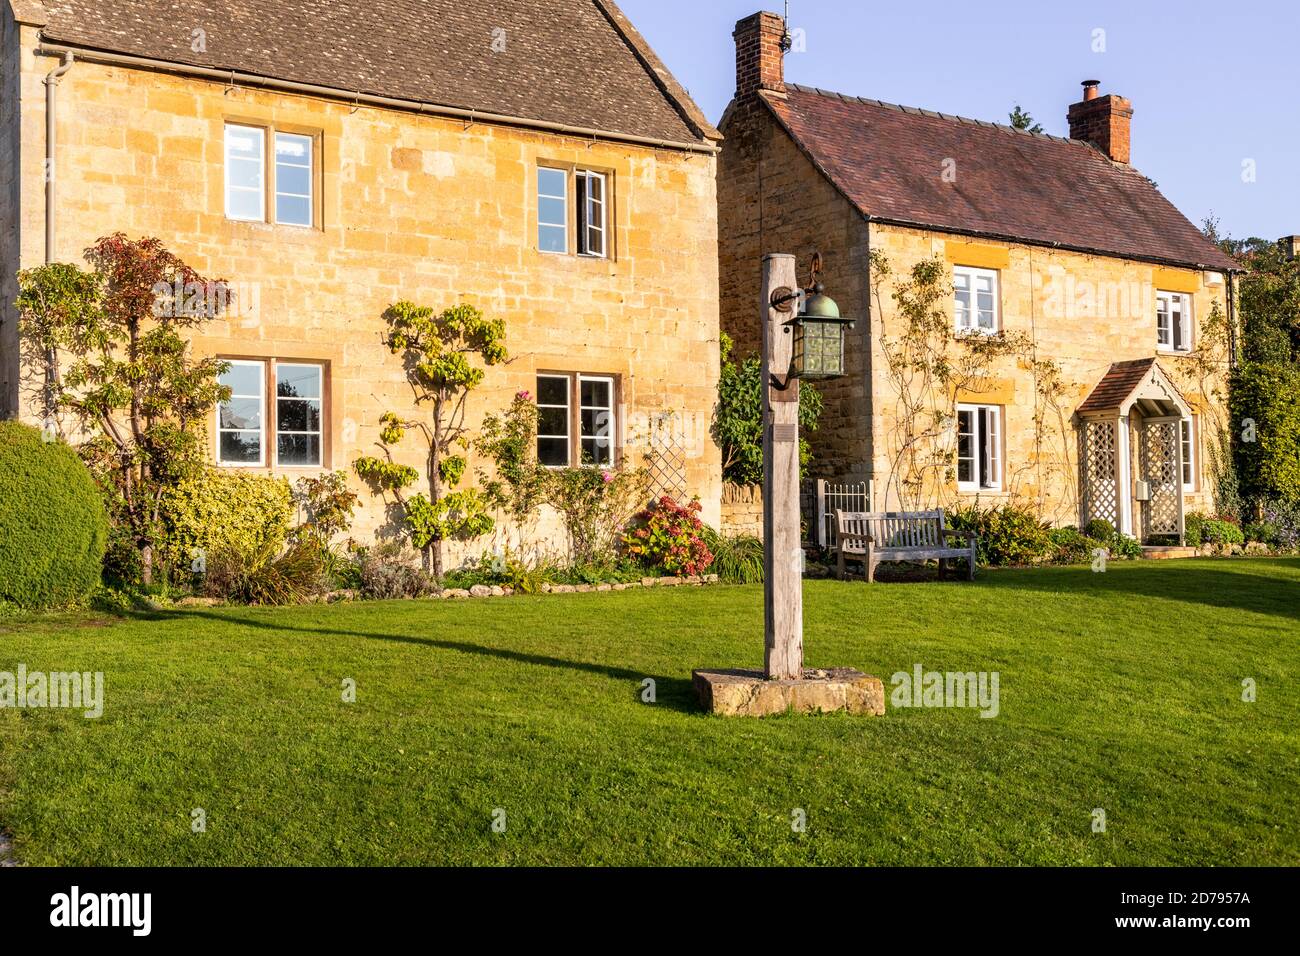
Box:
791 283 854 379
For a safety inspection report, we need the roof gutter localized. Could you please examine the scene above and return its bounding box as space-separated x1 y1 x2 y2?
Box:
35 41 719 156
43 51 74 263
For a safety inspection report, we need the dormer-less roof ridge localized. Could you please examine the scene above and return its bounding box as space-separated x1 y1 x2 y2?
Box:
784 83 1081 147
760 85 1239 272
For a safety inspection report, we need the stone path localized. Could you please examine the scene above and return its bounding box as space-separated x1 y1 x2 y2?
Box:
0 830 16 867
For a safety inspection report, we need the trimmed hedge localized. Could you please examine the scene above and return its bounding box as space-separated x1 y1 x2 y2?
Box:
1231 362 1300 503
0 421 108 607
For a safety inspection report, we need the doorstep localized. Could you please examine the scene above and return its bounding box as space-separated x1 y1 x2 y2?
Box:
1140 546 1198 560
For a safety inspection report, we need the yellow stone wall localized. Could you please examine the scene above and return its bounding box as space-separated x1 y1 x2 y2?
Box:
2 33 723 563
866 223 1228 524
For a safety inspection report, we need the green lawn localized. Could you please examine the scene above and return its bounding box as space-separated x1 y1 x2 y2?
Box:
1 558 1296 866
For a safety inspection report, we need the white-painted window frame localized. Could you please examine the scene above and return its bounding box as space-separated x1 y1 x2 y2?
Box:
1181 417 1196 491
576 170 608 259
956 402 1003 492
537 167 569 255
953 265 999 334
536 373 572 468
273 131 314 228
1157 290 1193 352
224 123 266 223
273 361 324 468
578 373 616 466
217 359 267 467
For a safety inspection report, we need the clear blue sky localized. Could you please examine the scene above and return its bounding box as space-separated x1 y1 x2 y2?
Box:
618 0 1299 242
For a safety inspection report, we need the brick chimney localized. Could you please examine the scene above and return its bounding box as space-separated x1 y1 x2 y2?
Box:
734 11 787 98
1067 80 1134 164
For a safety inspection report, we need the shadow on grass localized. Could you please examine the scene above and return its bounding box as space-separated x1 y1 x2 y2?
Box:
965 558 1300 621
125 608 703 714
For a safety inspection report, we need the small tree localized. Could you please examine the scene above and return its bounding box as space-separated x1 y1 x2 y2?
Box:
354 301 505 577
17 234 231 583
15 262 103 430
713 332 823 485
1009 104 1044 134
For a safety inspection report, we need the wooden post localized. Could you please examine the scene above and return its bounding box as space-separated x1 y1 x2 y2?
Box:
761 254 803 680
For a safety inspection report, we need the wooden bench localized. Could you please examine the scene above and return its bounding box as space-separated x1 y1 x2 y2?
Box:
834 509 978 583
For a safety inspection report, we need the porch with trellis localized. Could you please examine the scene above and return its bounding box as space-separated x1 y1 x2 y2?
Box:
1076 358 1193 545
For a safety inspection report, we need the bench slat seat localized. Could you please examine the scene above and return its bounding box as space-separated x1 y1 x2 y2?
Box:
834 509 978 583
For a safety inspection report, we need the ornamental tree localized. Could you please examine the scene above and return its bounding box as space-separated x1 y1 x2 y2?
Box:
714 332 823 486
354 301 506 577
17 234 232 583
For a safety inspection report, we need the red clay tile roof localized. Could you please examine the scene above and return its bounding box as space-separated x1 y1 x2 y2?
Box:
35 0 716 146
1077 359 1156 414
1076 358 1194 415
763 85 1238 272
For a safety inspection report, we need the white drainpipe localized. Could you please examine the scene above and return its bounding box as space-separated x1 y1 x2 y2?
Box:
43 52 75 263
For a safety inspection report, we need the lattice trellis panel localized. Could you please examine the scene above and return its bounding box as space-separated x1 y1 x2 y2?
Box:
646 412 688 500
1080 420 1118 527
1141 421 1180 537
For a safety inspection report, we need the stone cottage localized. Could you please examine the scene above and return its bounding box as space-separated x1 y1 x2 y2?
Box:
719 11 1239 544
0 0 724 559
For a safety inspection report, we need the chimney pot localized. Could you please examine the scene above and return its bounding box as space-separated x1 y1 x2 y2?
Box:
1082 79 1100 101
733 11 787 98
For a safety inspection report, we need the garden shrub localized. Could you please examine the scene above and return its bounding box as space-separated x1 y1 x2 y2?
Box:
1243 522 1278 546
948 504 1050 567
1084 519 1115 542
202 539 329 606
351 542 436 600
1044 526 1108 566
701 526 764 584
1258 498 1300 550
623 497 714 576
160 468 293 577
0 421 108 608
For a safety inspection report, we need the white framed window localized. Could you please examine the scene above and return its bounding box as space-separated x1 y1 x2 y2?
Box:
224 124 265 222
579 375 615 466
274 132 313 227
956 403 1002 491
536 373 617 467
536 374 571 466
537 167 568 254
1181 418 1196 490
953 266 999 333
1157 291 1192 352
217 359 325 468
217 360 266 466
576 170 607 258
275 363 323 467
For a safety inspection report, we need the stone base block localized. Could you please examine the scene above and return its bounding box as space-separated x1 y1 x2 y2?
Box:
692 668 886 717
